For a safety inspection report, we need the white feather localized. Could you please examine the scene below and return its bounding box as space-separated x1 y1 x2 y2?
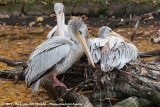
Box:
88 36 138 72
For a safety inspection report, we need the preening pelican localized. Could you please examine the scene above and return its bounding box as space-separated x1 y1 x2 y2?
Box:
25 18 95 93
87 26 138 72
47 3 69 39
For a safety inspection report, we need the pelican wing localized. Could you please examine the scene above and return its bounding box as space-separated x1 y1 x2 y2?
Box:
88 36 138 72
25 36 72 86
87 37 109 63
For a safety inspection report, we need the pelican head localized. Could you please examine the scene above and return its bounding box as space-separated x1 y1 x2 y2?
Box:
54 3 65 36
68 18 95 68
54 3 64 14
98 26 112 38
98 26 131 43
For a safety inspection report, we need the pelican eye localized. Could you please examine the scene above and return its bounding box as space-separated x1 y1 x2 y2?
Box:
79 31 82 34
59 10 62 14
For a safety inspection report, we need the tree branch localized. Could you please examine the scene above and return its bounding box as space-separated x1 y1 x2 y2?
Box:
138 50 160 58
42 78 93 107
130 9 160 41
0 57 26 67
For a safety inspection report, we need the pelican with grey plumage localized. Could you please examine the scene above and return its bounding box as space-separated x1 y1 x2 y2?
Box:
25 18 95 93
47 3 69 39
87 26 138 72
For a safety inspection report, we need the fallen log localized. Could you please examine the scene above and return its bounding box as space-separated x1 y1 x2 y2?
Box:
84 89 127 101
115 81 160 105
114 69 160 105
42 79 93 107
138 50 160 58
113 97 152 107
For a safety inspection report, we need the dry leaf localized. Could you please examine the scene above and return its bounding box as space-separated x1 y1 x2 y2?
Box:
36 17 44 22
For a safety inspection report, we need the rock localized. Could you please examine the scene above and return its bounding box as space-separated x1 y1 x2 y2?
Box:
0 2 158 17
24 3 53 16
126 2 157 16
106 2 127 17
0 14 10 18
0 4 22 16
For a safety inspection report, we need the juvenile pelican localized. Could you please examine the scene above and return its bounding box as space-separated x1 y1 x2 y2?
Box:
47 3 69 39
25 18 95 92
87 26 138 72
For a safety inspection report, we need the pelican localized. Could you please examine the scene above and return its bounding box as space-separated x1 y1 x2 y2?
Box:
87 26 138 72
47 3 69 39
151 29 160 44
25 18 95 93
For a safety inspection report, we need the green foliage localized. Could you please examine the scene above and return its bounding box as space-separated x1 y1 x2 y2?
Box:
0 0 159 5
152 0 160 5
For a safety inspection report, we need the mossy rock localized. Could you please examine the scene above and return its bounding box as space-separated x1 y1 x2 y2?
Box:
24 3 53 15
0 4 23 16
0 1 158 17
126 2 157 16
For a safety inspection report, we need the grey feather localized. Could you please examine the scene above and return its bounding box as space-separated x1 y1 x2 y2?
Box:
25 36 73 86
32 79 40 93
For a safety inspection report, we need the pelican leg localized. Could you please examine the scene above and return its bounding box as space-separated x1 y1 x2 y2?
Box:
53 76 67 88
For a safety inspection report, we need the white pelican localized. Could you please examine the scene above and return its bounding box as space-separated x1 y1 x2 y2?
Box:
87 26 138 72
151 29 160 44
47 3 69 39
25 18 95 93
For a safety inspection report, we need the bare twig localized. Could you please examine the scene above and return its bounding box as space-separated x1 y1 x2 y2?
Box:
131 9 160 41
130 62 160 71
131 20 140 41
